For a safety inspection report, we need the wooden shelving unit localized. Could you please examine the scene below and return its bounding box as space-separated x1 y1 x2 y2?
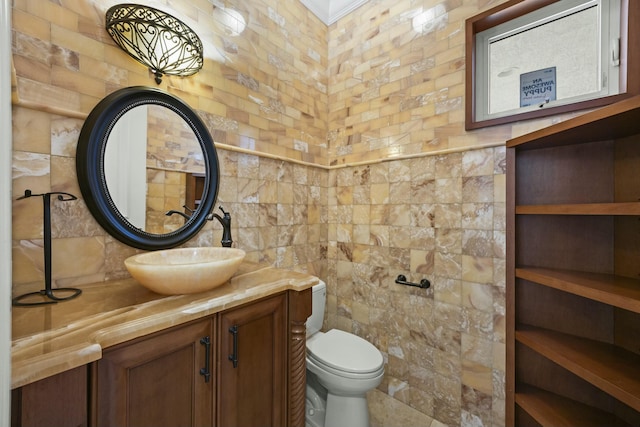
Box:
506 96 640 426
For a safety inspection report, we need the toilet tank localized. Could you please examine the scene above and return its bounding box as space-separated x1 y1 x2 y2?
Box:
306 280 326 336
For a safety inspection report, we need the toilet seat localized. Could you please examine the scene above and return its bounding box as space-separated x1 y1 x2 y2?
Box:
306 329 384 378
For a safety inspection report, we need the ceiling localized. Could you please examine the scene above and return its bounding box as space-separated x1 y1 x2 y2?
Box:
300 0 369 25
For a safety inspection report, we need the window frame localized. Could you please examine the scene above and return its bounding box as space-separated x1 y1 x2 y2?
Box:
465 0 634 130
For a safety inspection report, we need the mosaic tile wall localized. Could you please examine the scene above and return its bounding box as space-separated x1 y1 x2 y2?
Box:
10 0 584 426
326 147 507 427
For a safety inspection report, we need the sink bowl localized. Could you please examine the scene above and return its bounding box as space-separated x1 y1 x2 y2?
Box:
124 247 246 295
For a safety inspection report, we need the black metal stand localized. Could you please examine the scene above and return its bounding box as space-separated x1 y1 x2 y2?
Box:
12 190 83 307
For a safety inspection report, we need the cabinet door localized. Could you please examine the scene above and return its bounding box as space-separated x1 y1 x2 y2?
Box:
218 293 286 427
95 318 214 427
12 366 87 427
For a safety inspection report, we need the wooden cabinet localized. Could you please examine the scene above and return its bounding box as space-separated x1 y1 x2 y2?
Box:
94 318 215 427
506 96 640 426
91 289 310 427
218 293 286 427
11 366 88 427
12 287 311 427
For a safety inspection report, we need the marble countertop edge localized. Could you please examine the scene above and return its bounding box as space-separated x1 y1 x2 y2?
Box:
12 343 102 389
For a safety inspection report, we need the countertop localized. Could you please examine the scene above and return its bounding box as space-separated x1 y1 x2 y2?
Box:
11 262 318 389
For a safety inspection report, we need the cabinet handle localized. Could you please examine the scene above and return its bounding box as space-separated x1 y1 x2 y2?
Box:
228 325 239 368
200 336 211 382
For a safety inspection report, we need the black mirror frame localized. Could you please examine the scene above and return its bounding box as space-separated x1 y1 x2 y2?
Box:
76 86 219 250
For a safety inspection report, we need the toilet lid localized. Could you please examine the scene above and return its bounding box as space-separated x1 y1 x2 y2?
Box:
306 329 383 374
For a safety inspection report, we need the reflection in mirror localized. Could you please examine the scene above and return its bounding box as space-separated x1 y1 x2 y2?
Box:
104 105 147 230
104 104 206 234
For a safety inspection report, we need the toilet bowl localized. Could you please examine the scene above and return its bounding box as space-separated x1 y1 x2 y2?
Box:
305 281 384 427
305 371 326 427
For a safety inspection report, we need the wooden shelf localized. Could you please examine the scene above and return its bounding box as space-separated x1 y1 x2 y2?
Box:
516 385 631 427
515 202 640 215
515 267 640 314
506 95 640 150
516 326 640 411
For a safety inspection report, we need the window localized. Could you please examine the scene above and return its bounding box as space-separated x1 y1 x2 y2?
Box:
466 0 628 130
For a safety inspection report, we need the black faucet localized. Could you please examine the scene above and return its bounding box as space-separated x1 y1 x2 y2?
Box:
165 209 191 220
210 206 233 247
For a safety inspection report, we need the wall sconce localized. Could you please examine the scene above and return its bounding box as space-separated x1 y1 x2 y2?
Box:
106 4 204 84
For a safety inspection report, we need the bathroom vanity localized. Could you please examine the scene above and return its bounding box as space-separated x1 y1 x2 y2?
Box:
11 262 315 427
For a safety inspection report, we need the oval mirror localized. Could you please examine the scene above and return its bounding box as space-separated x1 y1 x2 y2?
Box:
76 86 219 250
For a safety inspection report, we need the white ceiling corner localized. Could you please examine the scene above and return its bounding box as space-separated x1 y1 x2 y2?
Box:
300 0 369 25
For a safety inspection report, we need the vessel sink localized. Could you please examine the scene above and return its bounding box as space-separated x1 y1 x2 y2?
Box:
124 247 246 295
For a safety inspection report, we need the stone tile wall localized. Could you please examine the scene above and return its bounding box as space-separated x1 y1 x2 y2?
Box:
327 0 515 166
11 0 329 163
325 147 506 426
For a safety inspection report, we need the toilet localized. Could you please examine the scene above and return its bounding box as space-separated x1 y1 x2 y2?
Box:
305 281 385 427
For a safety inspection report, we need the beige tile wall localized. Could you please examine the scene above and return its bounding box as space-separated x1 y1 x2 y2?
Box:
11 0 329 163
327 0 509 165
10 0 587 426
325 148 506 426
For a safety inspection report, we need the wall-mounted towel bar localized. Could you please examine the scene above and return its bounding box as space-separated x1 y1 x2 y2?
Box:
395 274 430 289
